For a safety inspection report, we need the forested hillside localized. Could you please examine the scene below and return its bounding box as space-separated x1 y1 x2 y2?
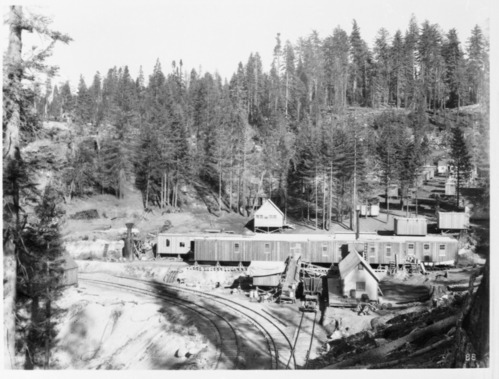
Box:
33 17 489 224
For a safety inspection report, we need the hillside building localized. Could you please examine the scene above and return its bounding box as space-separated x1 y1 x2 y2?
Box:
253 199 285 233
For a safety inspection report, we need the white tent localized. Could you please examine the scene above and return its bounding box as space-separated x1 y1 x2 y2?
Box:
246 261 286 277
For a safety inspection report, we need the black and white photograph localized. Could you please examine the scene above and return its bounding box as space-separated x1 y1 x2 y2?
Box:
2 0 494 374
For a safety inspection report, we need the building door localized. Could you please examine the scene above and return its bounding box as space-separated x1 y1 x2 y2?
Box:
340 244 349 259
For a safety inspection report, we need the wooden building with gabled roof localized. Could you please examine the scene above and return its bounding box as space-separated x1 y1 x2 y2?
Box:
253 199 284 233
338 251 380 301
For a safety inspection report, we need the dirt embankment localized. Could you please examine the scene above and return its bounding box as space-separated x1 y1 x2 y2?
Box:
51 283 218 369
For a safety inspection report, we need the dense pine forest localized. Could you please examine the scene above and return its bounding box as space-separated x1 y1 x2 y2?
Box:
30 17 490 226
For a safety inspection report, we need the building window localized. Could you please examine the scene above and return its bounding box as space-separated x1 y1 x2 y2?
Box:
264 243 270 253
234 243 240 253
386 244 391 257
424 244 430 250
166 239 170 247
369 245 376 257
356 282 366 291
180 242 185 248
408 243 414 250
439 244 446 256
322 244 328 254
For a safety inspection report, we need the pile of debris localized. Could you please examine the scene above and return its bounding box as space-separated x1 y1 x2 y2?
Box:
308 265 487 369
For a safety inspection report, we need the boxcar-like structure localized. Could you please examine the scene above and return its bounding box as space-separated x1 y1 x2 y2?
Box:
394 217 427 236
191 232 458 265
437 211 469 230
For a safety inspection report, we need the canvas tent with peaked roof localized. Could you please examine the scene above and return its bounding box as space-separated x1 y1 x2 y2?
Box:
253 199 284 233
338 251 380 301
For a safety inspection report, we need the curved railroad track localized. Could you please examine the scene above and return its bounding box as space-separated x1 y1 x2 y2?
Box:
79 273 297 369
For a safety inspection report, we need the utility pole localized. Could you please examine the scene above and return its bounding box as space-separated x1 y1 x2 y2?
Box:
125 223 134 260
355 205 360 240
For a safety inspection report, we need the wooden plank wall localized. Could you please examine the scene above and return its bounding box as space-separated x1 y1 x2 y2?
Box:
394 218 427 236
193 237 458 264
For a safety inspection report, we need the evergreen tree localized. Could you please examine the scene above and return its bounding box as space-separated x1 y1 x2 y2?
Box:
59 81 74 119
348 20 369 106
47 85 61 120
466 25 487 105
372 28 391 107
374 111 406 216
17 185 65 369
74 75 92 124
88 71 103 126
403 15 419 108
441 29 465 108
390 30 405 108
449 126 472 207
323 27 350 113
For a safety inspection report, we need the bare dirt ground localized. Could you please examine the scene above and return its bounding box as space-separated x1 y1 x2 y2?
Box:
50 280 219 369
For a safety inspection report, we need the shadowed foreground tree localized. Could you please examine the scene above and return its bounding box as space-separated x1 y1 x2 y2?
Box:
3 5 70 368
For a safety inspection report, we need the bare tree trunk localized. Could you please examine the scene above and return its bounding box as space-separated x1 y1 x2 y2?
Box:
237 162 241 215
4 7 24 368
285 71 289 118
352 134 357 231
315 166 318 229
229 166 233 212
219 161 222 213
145 177 149 208
328 163 333 229
44 290 51 369
322 171 326 230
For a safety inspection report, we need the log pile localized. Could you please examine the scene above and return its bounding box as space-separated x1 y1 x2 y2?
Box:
307 270 487 369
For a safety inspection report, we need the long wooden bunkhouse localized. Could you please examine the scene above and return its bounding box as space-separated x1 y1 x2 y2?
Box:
190 232 458 266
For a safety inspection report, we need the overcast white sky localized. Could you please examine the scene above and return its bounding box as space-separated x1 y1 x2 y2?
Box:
3 0 493 89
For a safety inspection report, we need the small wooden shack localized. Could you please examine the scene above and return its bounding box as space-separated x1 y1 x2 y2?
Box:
445 179 456 196
437 212 469 230
422 165 435 179
369 205 380 217
253 199 284 232
58 253 78 287
437 160 450 175
360 204 380 217
394 217 427 236
247 260 286 286
338 251 380 301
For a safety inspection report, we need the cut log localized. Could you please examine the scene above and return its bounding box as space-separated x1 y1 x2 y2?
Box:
323 315 458 369
367 335 454 369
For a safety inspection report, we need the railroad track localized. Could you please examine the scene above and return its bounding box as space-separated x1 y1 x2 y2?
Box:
79 273 297 369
